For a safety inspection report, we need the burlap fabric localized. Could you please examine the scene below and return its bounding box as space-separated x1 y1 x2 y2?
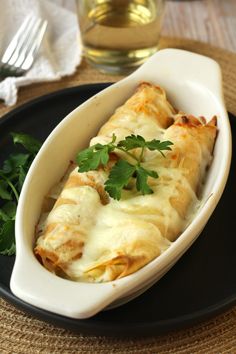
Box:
0 37 235 353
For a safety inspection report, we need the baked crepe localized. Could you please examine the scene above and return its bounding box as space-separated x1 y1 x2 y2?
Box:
35 83 217 282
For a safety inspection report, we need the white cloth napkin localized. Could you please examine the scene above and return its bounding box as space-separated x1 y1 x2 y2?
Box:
0 0 82 106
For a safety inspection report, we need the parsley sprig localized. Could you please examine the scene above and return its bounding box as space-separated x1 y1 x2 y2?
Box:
0 133 41 255
76 134 173 200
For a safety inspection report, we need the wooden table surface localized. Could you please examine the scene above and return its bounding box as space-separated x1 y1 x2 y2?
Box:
163 0 236 53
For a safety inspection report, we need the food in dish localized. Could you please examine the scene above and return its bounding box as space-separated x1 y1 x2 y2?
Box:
34 82 217 283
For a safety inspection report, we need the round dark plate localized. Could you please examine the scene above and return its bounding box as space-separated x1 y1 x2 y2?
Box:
0 84 235 337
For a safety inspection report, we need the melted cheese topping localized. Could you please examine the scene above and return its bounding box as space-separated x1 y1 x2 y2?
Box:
35 83 217 282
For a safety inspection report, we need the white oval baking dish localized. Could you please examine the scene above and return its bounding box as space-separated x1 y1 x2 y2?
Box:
10 48 232 319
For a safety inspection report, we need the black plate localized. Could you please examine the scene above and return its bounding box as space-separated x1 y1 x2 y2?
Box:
0 84 235 337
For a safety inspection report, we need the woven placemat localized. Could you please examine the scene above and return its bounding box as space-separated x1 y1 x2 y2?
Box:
0 37 236 353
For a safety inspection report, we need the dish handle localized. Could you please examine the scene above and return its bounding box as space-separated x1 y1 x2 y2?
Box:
133 48 225 106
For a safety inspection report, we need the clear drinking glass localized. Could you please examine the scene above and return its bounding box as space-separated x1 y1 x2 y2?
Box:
77 0 165 74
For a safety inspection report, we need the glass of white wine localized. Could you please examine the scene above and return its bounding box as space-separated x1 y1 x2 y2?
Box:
77 0 166 74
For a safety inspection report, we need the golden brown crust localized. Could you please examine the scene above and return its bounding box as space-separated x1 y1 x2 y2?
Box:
164 114 217 192
98 82 176 138
131 82 177 127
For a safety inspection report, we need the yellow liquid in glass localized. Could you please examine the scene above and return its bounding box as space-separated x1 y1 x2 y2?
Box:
79 0 164 73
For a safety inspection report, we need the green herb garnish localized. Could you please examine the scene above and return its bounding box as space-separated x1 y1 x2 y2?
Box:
0 132 41 255
76 134 173 200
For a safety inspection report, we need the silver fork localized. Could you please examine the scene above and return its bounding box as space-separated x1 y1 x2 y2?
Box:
0 15 47 78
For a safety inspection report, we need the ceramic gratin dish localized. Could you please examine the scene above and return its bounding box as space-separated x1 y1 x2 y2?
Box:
10 49 232 319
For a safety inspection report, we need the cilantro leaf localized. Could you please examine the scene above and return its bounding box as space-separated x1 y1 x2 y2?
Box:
136 166 158 195
118 135 173 156
76 133 173 200
76 142 115 172
2 201 17 219
0 219 15 255
0 209 9 222
105 160 135 200
0 132 41 256
0 180 12 200
118 134 146 150
17 165 29 191
0 242 16 256
1 153 30 174
146 139 173 156
11 132 42 154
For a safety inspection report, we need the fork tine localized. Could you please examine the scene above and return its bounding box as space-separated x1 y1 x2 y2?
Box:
1 16 47 78
7 16 38 67
14 18 43 68
21 20 47 71
1 15 33 64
